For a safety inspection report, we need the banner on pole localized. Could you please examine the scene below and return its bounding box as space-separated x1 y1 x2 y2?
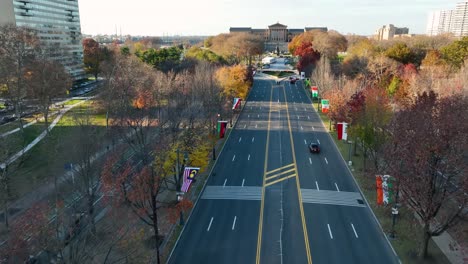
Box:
376 175 393 205
311 86 318 98
232 98 242 110
336 122 348 141
321 99 329 113
181 167 200 193
217 121 228 138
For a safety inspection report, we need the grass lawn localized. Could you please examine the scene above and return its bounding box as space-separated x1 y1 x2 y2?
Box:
309 98 450 264
7 99 109 198
63 99 84 106
262 71 294 78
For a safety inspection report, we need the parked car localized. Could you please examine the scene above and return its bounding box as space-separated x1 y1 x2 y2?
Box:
309 142 320 153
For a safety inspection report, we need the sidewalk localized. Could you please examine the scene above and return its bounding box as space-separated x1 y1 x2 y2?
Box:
0 98 89 169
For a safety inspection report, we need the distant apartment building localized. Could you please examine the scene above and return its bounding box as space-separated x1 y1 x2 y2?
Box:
0 0 85 80
374 24 409 40
229 22 328 52
427 1 468 37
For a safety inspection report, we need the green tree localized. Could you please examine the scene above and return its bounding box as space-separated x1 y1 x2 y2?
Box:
385 42 414 64
185 46 226 64
137 46 182 72
440 36 468 69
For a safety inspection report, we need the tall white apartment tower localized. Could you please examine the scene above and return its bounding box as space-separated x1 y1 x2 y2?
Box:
427 1 468 37
0 0 85 80
427 11 442 36
453 0 468 37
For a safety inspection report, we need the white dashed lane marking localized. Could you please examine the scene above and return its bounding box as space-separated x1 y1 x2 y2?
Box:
207 217 214 231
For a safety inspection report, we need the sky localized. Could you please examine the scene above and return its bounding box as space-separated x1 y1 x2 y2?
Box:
78 0 462 36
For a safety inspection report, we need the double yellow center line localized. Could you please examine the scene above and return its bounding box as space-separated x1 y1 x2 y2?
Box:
264 164 296 187
256 83 312 264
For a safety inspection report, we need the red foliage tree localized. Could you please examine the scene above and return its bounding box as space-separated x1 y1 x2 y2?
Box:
294 42 320 74
102 149 168 264
0 203 54 263
384 91 468 259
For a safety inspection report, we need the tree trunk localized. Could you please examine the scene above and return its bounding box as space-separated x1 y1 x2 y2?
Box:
419 223 431 259
152 205 160 264
44 109 49 134
3 202 8 228
88 194 96 234
353 140 358 156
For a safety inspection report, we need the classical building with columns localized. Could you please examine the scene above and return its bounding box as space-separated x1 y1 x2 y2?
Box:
230 22 328 51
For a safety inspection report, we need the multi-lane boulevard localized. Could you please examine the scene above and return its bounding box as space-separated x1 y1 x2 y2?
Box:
168 70 399 264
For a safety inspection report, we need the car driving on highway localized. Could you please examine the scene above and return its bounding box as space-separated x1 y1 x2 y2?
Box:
309 142 320 153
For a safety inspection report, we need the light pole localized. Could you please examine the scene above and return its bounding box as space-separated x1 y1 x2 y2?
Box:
390 181 400 239
347 140 353 166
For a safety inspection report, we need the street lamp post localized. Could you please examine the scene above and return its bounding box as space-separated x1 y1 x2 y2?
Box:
390 183 400 238
347 140 353 166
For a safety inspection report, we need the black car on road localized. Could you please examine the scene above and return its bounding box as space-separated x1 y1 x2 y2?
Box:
309 142 320 153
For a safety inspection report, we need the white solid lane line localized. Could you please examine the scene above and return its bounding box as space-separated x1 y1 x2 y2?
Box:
248 154 250 160
207 217 214 231
252 137 255 142
242 179 245 187
223 179 227 188
309 158 312 164
232 216 237 230
325 157 328 164
304 139 307 145
351 223 359 238
239 137 242 143
335 183 340 192
232 155 236 162
327 224 333 239
316 181 320 191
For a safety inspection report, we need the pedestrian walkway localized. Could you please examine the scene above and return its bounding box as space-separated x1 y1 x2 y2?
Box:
0 98 89 169
201 186 262 200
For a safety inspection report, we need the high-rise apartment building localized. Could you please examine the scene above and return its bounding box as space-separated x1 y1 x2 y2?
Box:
0 0 85 80
453 1 468 37
427 1 468 37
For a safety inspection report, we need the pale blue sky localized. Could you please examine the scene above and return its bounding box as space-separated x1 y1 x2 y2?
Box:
78 0 461 36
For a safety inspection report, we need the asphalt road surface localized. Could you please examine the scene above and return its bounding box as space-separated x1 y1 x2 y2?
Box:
167 73 399 264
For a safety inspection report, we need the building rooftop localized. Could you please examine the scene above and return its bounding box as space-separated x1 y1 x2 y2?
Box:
305 27 328 32
229 27 252 32
269 23 287 28
289 29 305 33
